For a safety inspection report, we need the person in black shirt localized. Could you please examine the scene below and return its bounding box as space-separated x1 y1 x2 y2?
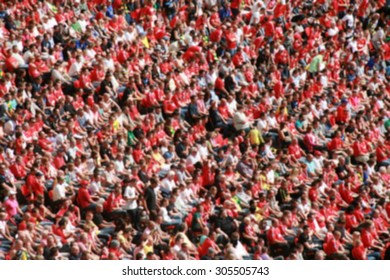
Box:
215 209 237 240
187 95 201 125
224 72 237 94
62 40 77 62
98 72 115 97
93 204 115 234
175 137 190 159
138 160 150 184
335 157 349 180
143 178 158 216
297 225 319 260
68 243 82 260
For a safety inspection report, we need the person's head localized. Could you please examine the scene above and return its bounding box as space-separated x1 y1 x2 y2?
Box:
8 190 17 199
58 218 68 229
70 243 80 256
85 211 94 221
314 250 325 260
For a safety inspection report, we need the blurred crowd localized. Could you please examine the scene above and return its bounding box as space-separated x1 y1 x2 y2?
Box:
0 0 390 260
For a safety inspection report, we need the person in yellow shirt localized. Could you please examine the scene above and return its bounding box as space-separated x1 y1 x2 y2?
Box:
248 123 264 146
259 170 270 191
151 145 166 166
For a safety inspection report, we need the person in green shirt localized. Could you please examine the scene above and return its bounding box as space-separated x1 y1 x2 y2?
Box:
385 119 390 132
307 49 325 75
127 130 137 146
71 19 82 34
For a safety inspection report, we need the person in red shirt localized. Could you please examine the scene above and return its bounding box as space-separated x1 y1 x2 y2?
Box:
77 180 96 211
288 138 306 162
53 149 66 170
225 26 238 53
52 217 75 245
345 206 360 232
9 156 27 180
266 219 290 258
197 227 220 258
210 28 223 43
376 141 390 167
361 221 384 252
308 180 321 203
263 17 275 39
327 134 349 159
352 134 370 163
214 72 229 97
103 185 125 219
335 98 349 124
323 229 348 258
352 239 368 260
162 91 178 116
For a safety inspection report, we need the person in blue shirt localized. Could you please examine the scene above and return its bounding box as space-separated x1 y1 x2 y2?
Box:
105 4 114 18
163 0 176 21
295 114 307 134
218 3 231 22
304 154 317 177
75 36 89 50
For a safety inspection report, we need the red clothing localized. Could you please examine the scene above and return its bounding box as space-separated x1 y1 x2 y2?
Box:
323 233 342 256
327 137 344 151
336 104 348 123
352 245 367 260
104 193 122 213
198 237 216 257
267 226 285 245
77 187 92 209
10 163 26 179
345 213 359 231
352 140 369 157
52 225 68 245
288 143 303 159
361 229 375 249
308 187 319 202
53 155 65 170
210 29 223 43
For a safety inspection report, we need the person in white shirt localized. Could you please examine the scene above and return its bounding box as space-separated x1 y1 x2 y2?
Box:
11 46 27 68
52 176 73 204
176 165 191 185
312 151 324 172
174 193 191 216
68 55 84 77
236 185 252 207
342 9 355 29
186 147 201 167
327 21 339 37
291 69 302 88
51 62 73 84
102 52 115 72
123 178 138 225
160 198 182 226
23 44 37 64
250 1 264 25
372 26 385 50
226 94 237 114
161 171 176 195
233 105 251 132
178 184 196 205
267 110 278 130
